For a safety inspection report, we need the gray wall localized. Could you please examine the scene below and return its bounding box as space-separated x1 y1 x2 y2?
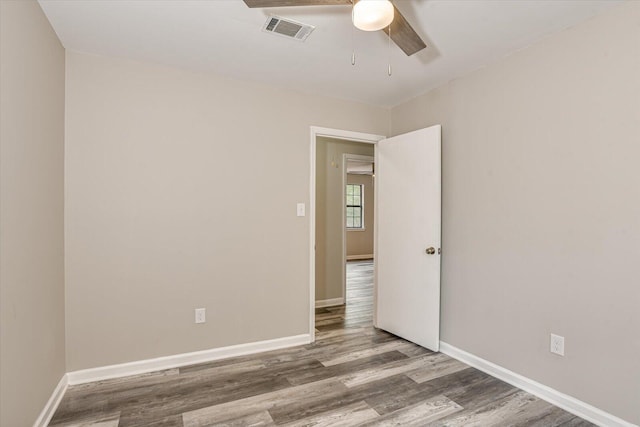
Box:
346 174 374 258
315 138 375 302
64 52 387 371
391 2 640 424
0 1 66 425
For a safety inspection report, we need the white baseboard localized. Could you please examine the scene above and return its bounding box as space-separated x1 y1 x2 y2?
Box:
346 254 374 261
439 342 637 427
33 374 68 427
67 334 311 386
315 297 345 308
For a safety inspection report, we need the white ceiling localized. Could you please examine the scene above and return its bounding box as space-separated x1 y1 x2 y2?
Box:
39 0 622 107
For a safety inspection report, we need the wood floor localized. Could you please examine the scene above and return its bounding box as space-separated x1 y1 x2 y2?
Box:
50 260 592 426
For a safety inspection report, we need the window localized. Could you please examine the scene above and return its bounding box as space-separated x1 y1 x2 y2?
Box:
346 184 364 229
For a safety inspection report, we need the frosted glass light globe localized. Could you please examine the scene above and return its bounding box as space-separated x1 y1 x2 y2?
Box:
352 0 394 32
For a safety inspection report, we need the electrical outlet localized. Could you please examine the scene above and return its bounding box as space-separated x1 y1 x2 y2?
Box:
195 308 206 324
550 333 565 356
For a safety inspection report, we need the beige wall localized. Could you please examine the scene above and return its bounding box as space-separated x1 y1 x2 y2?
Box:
315 138 375 302
391 2 640 424
0 1 66 425
65 52 387 370
346 174 374 258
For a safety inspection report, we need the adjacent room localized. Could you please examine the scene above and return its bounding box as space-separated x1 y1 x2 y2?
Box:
1 0 638 426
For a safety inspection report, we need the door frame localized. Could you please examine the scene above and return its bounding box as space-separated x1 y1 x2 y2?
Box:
309 126 385 342
341 153 375 303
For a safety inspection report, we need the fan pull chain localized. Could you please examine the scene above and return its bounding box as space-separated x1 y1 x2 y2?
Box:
351 1 356 66
387 24 392 76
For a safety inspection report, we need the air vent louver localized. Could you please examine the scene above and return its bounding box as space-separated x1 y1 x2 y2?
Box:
262 16 315 42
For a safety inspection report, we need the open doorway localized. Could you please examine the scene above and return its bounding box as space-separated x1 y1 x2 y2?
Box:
309 127 384 341
342 154 375 328
316 148 375 332
344 156 375 260
310 125 442 351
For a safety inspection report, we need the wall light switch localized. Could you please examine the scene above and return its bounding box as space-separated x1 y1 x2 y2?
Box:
550 333 565 356
195 308 206 324
297 203 305 217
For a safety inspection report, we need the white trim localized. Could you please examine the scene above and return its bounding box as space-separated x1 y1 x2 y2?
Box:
33 374 68 427
439 342 637 427
311 126 385 143
373 146 379 328
67 334 310 385
315 297 345 308
309 126 385 344
346 254 374 260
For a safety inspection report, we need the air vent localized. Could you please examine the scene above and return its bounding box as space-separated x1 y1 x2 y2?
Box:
262 16 315 42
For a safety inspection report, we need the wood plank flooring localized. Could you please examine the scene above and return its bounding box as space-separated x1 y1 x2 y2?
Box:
50 260 593 426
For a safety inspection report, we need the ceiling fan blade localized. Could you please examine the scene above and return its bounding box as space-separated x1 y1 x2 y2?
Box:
243 0 351 7
382 5 426 56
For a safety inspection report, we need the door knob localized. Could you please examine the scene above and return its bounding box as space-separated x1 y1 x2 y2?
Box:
426 247 436 255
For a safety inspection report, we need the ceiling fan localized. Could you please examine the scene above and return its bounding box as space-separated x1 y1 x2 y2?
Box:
243 0 427 56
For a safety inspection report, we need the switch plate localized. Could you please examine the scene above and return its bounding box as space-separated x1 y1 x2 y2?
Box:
297 203 305 217
195 308 206 324
550 333 564 356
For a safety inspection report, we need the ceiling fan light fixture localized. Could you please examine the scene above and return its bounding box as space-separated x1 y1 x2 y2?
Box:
352 0 394 32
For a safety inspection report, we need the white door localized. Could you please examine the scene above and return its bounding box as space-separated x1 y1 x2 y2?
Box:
375 125 441 351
